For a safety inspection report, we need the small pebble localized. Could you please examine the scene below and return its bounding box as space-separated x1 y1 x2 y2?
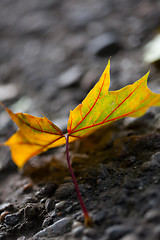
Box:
58 65 83 88
83 228 97 238
143 34 160 64
86 33 121 57
65 205 73 213
0 233 6 240
23 183 33 193
49 210 57 218
45 198 55 213
93 210 106 224
135 225 150 239
40 198 47 203
24 203 43 220
142 151 160 170
55 183 75 200
0 203 14 212
72 225 84 238
0 83 18 101
17 237 26 240
55 201 66 211
0 211 10 222
153 225 160 239
4 213 20 226
144 209 160 223
119 233 139 240
72 220 83 229
81 236 93 240
105 225 133 240
33 217 72 238
23 197 37 204
151 152 160 163
40 182 57 197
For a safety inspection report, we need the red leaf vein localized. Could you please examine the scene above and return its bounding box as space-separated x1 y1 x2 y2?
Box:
70 79 145 135
17 115 63 136
69 77 105 133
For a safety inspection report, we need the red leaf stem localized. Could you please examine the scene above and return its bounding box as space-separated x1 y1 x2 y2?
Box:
65 134 92 226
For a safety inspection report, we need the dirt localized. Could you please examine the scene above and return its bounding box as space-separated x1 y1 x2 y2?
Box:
0 0 160 240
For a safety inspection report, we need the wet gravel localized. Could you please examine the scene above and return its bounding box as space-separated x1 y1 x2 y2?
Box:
0 0 160 239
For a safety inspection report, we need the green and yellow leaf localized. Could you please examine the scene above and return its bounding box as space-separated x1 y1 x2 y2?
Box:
1 60 160 167
67 60 160 140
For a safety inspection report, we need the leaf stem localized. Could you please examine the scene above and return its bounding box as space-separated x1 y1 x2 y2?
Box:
65 134 92 226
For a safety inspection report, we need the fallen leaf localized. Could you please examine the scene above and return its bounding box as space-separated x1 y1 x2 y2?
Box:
1 59 160 167
1 60 160 226
1 105 65 167
67 60 160 140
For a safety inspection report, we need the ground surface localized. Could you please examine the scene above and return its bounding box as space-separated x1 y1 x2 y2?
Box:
0 0 160 239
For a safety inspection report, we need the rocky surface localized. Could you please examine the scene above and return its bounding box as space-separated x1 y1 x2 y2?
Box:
0 0 160 239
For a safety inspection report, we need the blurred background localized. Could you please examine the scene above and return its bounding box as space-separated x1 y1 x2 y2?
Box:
0 0 160 169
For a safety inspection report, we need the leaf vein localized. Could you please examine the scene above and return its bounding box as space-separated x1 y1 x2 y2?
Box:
17 115 63 136
71 79 145 135
70 77 105 133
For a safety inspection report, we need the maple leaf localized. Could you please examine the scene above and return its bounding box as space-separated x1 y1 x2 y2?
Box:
0 106 66 168
1 59 160 226
68 60 160 140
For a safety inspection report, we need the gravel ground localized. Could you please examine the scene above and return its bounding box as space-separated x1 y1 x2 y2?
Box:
0 0 160 239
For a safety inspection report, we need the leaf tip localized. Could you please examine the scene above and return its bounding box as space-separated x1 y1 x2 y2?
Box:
0 103 15 121
106 58 111 70
0 102 13 115
0 102 6 110
143 70 150 84
147 70 150 77
42 113 46 119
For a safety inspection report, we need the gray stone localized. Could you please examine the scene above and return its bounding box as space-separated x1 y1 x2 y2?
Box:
65 205 73 213
0 83 19 101
119 233 139 240
86 33 121 57
58 65 83 88
143 34 160 64
0 203 13 212
23 197 37 204
55 182 75 200
81 236 94 240
72 220 83 228
45 198 55 213
151 152 160 163
4 213 20 226
72 225 84 238
17 237 26 240
55 200 66 211
24 203 43 220
105 225 133 240
153 225 160 239
83 227 98 238
93 210 106 224
40 182 57 197
33 217 72 239
142 151 160 170
144 209 160 223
